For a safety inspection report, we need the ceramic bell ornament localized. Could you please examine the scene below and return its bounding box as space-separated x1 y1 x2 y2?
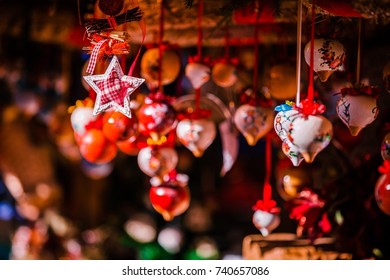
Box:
137 146 178 177
304 38 346 82
211 60 238 88
149 173 191 221
274 102 299 142
252 199 280 236
288 100 333 163
234 88 274 146
140 47 181 90
185 61 211 90
282 139 304 167
336 84 380 136
176 117 216 157
137 93 178 142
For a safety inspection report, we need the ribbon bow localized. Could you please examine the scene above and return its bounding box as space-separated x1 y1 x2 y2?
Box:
188 55 213 66
378 160 390 174
294 99 326 116
252 199 280 213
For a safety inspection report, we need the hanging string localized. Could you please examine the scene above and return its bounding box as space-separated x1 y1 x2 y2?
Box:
356 18 362 83
263 133 272 202
253 0 260 93
224 24 230 60
307 0 316 102
195 0 204 112
295 0 303 105
157 0 165 93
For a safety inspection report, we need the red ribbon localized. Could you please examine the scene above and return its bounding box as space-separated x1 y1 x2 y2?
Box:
339 85 380 98
146 91 175 104
378 160 390 174
213 57 239 66
145 42 180 51
294 99 326 116
252 199 280 213
188 55 213 66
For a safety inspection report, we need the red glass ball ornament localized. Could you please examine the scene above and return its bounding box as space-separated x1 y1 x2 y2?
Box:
79 129 117 164
375 173 390 216
137 99 177 141
102 111 139 143
149 176 190 221
117 134 147 156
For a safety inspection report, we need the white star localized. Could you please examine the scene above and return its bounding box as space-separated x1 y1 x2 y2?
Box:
83 56 145 118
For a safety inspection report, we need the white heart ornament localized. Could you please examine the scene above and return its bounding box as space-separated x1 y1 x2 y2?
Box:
336 94 378 136
252 210 280 236
289 114 333 163
185 62 210 89
137 147 178 177
176 118 216 157
282 139 304 167
274 109 299 142
234 104 274 146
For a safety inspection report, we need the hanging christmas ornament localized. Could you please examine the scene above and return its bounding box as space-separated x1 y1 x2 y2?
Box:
137 93 177 141
137 146 178 177
212 61 237 88
288 101 332 163
141 47 181 90
98 0 124 16
70 105 96 137
375 161 390 216
102 111 139 142
383 61 390 93
149 173 190 221
267 64 297 100
185 60 211 90
83 56 145 118
176 115 216 158
234 89 274 146
252 135 280 236
276 167 311 201
274 102 299 142
117 134 148 156
79 128 118 164
381 132 390 161
304 38 346 82
336 84 379 136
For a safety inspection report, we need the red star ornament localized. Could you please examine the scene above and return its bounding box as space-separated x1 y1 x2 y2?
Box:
83 56 145 118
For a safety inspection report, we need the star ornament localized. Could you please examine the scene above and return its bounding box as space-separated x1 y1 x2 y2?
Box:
83 56 145 118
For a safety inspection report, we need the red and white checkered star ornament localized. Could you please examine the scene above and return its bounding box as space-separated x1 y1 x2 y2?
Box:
83 56 145 118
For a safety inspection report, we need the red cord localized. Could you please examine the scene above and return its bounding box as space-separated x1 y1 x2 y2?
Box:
263 134 272 202
307 0 316 102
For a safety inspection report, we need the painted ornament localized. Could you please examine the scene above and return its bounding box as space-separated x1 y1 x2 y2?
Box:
149 174 190 221
274 107 299 142
79 129 118 164
102 111 139 142
211 62 237 88
252 210 280 236
141 48 181 89
336 85 379 136
176 118 216 157
304 38 346 82
137 146 178 177
137 95 177 141
185 62 210 89
282 139 304 167
234 104 274 146
288 114 332 163
381 133 390 161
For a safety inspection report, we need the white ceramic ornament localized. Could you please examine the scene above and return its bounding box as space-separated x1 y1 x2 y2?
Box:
274 109 299 142
336 94 378 136
252 210 280 236
137 147 178 177
176 118 216 157
70 107 96 136
282 139 304 167
288 114 333 163
234 104 274 146
211 62 237 88
185 62 210 89
304 38 346 82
